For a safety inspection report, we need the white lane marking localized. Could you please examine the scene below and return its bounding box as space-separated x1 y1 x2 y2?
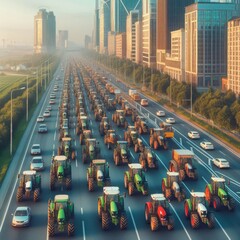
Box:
214 217 231 240
180 137 182 146
82 221 86 240
208 158 212 167
181 181 191 194
219 150 226 156
128 206 141 240
55 111 59 128
156 155 168 171
81 208 83 215
169 203 192 240
54 130 56 141
75 152 78 167
130 151 135 160
75 140 77 147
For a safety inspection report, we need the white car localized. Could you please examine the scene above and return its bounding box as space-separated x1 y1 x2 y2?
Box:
188 131 200 139
30 144 41 155
156 110 165 117
166 117 175 124
43 110 51 117
200 141 214 150
49 99 55 105
12 206 31 227
38 124 48 133
46 105 52 111
37 116 44 122
212 158 230 169
30 156 44 171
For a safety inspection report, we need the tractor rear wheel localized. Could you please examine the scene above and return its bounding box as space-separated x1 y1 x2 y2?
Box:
48 221 55 237
167 216 174 230
120 212 128 230
66 177 72 190
228 197 235 211
190 212 200 229
128 182 134 196
207 213 215 229
150 215 159 231
213 196 221 211
149 136 153 147
124 174 128 189
80 134 83 145
88 177 94 192
184 201 190 218
98 199 102 219
16 187 23 202
33 188 40 202
102 212 110 230
204 186 212 206
68 221 75 236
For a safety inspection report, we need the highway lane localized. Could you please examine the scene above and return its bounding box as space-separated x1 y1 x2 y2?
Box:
0 55 239 240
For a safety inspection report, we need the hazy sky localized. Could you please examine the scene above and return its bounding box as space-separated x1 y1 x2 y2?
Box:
0 0 95 46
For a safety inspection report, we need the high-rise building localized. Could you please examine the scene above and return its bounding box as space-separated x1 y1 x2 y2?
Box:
142 0 157 68
108 31 116 55
135 21 142 64
126 10 140 61
111 0 142 33
185 1 237 89
93 0 100 51
99 0 111 54
34 9 56 54
115 32 126 58
227 17 240 95
58 30 68 49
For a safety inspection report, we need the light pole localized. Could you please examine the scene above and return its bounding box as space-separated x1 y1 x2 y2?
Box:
10 87 26 155
26 76 28 121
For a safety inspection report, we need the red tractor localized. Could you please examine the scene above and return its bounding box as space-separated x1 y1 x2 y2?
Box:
145 193 174 231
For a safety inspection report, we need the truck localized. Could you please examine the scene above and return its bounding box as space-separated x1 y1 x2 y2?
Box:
129 89 140 101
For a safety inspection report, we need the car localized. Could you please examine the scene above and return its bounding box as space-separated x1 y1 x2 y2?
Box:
156 110 165 117
12 206 31 227
200 141 214 150
50 93 56 99
212 158 230 169
30 144 41 155
38 124 48 133
43 110 51 117
49 99 55 105
30 156 44 171
37 116 44 122
188 131 200 139
166 117 175 124
46 105 52 111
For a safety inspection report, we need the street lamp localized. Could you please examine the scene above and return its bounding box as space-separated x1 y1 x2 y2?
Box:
26 76 28 121
10 86 26 155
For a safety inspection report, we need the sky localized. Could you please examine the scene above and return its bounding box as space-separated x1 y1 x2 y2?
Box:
0 0 95 47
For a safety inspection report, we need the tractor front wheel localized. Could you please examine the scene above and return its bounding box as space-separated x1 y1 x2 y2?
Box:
68 221 75 236
16 187 23 202
48 221 55 237
88 178 94 192
228 197 235 211
167 216 174 230
120 212 128 230
102 212 110 231
190 212 200 229
207 213 215 229
33 188 40 202
124 174 128 189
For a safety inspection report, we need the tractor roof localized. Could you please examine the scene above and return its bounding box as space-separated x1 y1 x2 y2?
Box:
167 172 179 177
191 192 205 198
54 194 69 202
54 155 67 161
117 140 127 144
87 138 96 142
23 170 36 176
174 149 194 156
151 193 166 201
108 129 115 133
137 138 142 142
83 130 91 133
162 122 172 126
128 163 142 170
128 126 135 130
62 137 71 141
80 116 88 120
153 128 162 131
116 110 124 113
211 177 225 183
103 186 120 195
92 159 106 165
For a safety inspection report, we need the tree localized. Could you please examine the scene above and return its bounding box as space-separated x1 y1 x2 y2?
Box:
216 106 236 130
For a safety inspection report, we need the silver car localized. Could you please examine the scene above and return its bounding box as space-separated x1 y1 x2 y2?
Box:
30 156 44 171
30 144 41 155
12 206 31 227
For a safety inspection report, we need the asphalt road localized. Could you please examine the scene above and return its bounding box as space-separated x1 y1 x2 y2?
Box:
0 54 240 240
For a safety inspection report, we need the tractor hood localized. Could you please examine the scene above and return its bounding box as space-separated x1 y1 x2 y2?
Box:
121 148 127 156
110 200 119 226
25 180 32 191
218 188 228 200
134 173 142 185
197 203 207 218
172 181 180 192
89 145 95 152
57 165 64 178
58 207 65 224
157 206 167 220
97 169 103 181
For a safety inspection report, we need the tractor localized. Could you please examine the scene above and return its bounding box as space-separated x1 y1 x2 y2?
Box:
134 117 149 134
87 159 111 192
76 116 89 135
205 177 235 211
99 117 110 136
149 128 168 150
97 186 128 230
161 172 185 201
124 126 138 147
50 155 72 191
112 110 128 128
159 122 174 139
169 149 198 181
104 129 118 150
134 138 145 153
145 193 174 231
79 130 92 145
82 138 100 164
113 141 130 166
106 98 116 111
48 194 75 237
58 137 76 160
184 192 215 229
138 147 158 170
124 163 148 196
16 170 41 202
122 100 132 116
94 104 105 121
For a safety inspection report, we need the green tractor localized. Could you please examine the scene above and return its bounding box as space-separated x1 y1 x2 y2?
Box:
82 138 100 164
50 156 72 191
58 137 76 160
48 194 75 237
87 159 111 192
124 163 148 196
205 177 235 211
79 130 92 145
184 192 215 229
113 141 130 166
97 186 128 230
16 170 41 202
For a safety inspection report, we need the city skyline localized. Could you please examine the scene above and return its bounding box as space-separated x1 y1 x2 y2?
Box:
0 0 94 47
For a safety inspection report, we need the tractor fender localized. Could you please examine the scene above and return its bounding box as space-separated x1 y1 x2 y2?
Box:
99 196 104 208
87 167 92 177
125 171 130 181
157 206 167 219
145 202 153 214
185 199 192 212
206 184 213 195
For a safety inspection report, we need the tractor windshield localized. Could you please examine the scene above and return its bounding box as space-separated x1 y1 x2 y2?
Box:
119 143 127 150
194 196 206 205
24 175 33 182
215 181 225 190
107 194 119 203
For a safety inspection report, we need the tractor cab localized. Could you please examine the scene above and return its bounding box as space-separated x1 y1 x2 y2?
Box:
22 170 36 191
160 122 174 139
91 159 108 180
191 192 207 210
104 187 120 206
151 193 169 212
53 155 68 178
117 110 125 117
211 177 226 193
83 130 92 138
128 163 143 178
167 172 180 186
